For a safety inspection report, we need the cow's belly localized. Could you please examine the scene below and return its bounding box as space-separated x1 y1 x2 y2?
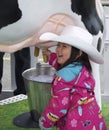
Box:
0 0 82 44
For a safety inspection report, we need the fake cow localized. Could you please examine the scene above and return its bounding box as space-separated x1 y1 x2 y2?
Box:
0 0 105 106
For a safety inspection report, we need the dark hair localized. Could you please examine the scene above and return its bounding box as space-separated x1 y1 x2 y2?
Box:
58 47 92 72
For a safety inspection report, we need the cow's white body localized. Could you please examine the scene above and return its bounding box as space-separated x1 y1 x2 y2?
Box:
0 0 105 107
0 0 82 43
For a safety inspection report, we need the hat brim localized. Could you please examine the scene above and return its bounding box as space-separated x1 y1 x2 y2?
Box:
40 32 104 64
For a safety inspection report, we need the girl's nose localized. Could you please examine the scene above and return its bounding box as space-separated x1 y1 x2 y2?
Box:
56 48 61 54
57 45 62 51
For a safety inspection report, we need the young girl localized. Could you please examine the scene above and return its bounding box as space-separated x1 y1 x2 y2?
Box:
39 26 107 130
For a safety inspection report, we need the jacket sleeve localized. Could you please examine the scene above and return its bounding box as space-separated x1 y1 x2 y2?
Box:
49 53 58 70
39 78 72 129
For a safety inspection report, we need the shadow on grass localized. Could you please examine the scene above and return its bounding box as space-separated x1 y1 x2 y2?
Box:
0 99 108 130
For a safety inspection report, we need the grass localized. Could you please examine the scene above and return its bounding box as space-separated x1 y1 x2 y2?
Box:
102 102 109 129
0 99 56 130
0 99 108 130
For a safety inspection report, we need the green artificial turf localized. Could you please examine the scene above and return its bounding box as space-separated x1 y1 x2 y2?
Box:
102 102 109 129
0 99 56 130
0 99 108 130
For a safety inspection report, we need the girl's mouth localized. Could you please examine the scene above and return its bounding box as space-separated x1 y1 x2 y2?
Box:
58 54 63 58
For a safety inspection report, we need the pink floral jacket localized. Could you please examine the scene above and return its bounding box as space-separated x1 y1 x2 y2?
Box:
39 53 107 130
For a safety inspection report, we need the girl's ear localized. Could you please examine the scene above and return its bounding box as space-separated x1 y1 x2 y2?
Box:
79 50 83 57
75 50 83 60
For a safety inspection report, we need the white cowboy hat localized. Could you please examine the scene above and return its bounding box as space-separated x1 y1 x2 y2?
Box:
39 25 104 64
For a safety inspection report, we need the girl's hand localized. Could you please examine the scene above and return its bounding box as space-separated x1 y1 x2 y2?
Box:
42 49 51 62
39 118 44 130
42 49 51 57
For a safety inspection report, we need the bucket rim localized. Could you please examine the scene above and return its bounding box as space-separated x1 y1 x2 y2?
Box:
22 66 55 83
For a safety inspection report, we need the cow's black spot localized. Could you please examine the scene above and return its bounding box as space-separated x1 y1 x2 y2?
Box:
97 38 102 52
71 0 103 35
0 0 22 29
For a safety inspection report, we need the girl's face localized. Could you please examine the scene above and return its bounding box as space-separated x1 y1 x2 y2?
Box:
56 42 72 65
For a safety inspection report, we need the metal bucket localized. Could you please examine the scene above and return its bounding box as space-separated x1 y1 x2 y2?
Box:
22 63 56 122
